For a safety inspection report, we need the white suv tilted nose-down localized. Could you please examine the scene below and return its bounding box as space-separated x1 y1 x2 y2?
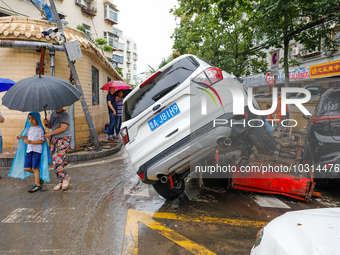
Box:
120 54 275 199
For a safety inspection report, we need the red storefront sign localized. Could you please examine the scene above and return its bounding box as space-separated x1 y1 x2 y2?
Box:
266 73 275 85
310 60 340 78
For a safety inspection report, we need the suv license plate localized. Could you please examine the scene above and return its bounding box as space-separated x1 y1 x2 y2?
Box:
148 103 180 131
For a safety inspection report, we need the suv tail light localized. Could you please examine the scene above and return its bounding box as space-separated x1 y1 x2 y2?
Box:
312 116 329 125
312 115 340 125
139 71 161 88
193 67 223 86
120 127 130 145
329 115 340 120
138 172 144 180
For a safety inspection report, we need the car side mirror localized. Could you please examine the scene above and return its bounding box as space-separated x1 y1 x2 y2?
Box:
302 114 311 120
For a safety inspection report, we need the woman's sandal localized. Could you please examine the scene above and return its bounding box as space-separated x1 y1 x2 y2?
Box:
62 177 71 190
53 183 62 191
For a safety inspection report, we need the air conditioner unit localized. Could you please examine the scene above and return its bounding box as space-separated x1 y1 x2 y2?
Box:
75 0 85 6
293 47 300 56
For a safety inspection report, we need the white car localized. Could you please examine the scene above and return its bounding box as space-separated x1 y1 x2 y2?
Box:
251 208 340 255
120 54 274 199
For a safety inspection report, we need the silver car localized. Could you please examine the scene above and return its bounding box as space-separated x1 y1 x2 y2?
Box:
120 54 273 199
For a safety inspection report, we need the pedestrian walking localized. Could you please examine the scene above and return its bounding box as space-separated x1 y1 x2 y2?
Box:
9 112 50 192
115 90 124 137
107 87 117 140
43 108 72 191
0 111 4 154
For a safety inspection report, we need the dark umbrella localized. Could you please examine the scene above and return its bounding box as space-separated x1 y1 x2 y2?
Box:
0 78 15 92
2 76 82 115
115 89 132 98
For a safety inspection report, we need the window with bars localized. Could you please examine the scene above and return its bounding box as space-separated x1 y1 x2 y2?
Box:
92 66 99 106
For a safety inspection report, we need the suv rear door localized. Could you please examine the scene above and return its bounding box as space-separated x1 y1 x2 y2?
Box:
123 56 202 167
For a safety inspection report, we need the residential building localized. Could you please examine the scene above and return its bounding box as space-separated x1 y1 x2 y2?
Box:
136 70 153 86
108 28 138 86
123 35 138 86
0 0 118 40
0 0 138 84
0 0 126 149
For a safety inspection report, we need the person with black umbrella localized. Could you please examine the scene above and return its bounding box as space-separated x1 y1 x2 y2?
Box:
43 108 72 191
2 75 82 190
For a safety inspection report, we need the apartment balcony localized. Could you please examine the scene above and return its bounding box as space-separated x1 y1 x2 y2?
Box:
105 17 117 25
81 6 97 17
112 54 124 64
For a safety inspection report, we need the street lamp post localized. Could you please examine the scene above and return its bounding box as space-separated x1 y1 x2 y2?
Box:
48 0 101 151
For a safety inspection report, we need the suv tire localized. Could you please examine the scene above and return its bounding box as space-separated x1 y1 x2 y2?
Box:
246 120 277 154
153 179 185 200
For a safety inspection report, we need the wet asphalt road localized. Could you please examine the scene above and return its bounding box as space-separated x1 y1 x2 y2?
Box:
1 149 340 255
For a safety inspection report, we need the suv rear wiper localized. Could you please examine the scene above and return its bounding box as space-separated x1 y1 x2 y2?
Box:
152 82 180 101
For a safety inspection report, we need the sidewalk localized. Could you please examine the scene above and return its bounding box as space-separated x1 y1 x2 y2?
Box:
0 133 122 168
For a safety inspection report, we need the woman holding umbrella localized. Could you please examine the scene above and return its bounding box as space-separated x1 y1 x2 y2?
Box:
2 75 82 190
43 108 72 191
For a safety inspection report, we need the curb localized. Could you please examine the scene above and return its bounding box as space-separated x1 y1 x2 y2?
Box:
65 143 122 163
0 143 122 168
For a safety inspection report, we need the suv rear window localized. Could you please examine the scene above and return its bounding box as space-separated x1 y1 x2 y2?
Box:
124 56 199 121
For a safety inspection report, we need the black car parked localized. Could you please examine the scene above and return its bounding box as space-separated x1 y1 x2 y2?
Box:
304 88 340 178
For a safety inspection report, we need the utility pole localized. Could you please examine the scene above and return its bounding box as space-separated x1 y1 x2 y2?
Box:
48 0 101 151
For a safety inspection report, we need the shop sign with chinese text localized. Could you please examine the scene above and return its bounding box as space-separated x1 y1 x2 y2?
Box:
310 60 340 78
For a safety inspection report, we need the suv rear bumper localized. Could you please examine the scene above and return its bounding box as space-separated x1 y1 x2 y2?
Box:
137 110 254 184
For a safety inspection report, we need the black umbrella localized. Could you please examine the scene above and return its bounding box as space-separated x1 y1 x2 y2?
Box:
2 75 82 115
115 89 132 98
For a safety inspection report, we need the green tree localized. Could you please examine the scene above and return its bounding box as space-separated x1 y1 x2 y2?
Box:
116 68 123 77
76 24 86 34
94 38 113 53
171 0 268 77
250 0 340 88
